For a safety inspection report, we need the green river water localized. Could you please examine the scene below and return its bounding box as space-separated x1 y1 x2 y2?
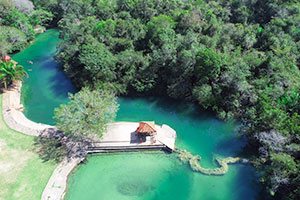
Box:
13 29 261 200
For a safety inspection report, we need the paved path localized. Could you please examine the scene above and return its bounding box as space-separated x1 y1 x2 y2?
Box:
2 81 54 136
41 157 84 200
1 82 77 200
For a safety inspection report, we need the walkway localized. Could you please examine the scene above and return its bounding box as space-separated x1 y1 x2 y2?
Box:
2 81 54 136
1 81 81 200
88 122 176 152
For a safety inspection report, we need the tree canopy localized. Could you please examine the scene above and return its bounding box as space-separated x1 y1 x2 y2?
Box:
54 87 119 140
0 0 58 55
54 1 300 198
1 0 300 199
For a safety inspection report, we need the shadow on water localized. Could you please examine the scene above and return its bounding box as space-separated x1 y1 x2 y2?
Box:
231 164 267 200
119 95 214 121
214 134 248 157
41 57 76 98
48 68 76 98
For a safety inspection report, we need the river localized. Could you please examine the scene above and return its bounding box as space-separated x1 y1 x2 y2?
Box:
12 29 261 200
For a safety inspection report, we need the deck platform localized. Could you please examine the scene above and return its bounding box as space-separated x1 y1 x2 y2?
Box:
88 122 176 153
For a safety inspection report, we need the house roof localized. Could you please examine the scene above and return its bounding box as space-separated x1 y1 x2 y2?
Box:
4 56 11 62
137 121 156 133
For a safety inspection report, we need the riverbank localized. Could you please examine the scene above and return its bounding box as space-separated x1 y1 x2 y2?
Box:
9 29 261 200
2 81 55 136
1 83 68 200
3 78 252 199
1 82 82 200
2 81 178 200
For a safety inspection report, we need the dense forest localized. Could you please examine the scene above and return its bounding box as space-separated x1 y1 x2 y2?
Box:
1 0 300 199
0 0 54 56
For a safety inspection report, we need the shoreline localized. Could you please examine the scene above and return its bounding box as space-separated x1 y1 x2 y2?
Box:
2 81 55 136
2 80 248 199
2 81 177 200
41 157 84 200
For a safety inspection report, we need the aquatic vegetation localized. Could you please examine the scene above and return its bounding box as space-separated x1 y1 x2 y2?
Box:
117 180 155 196
177 150 249 176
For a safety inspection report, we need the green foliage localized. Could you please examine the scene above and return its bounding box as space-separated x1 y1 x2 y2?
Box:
286 113 300 137
278 90 300 112
147 14 177 47
192 84 213 109
94 19 116 35
115 50 150 91
41 0 300 199
0 0 13 12
0 61 28 88
29 9 54 26
0 0 57 53
54 87 119 140
0 29 11 57
147 14 177 30
1 8 35 40
78 38 117 82
257 93 289 134
0 26 27 53
94 0 117 20
195 48 221 82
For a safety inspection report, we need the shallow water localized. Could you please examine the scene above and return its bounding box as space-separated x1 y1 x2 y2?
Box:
13 30 261 200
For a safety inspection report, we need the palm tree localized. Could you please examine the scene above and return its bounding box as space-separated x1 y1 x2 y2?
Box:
0 61 28 89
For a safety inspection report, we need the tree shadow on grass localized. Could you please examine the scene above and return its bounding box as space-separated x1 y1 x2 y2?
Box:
33 136 67 164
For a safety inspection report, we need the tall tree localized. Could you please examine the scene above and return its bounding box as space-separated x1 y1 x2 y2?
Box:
54 87 119 140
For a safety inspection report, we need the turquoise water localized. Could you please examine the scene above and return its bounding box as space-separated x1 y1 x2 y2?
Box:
13 30 261 200
13 29 76 125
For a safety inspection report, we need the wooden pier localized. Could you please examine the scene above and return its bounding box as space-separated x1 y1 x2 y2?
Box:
87 122 176 153
87 144 167 153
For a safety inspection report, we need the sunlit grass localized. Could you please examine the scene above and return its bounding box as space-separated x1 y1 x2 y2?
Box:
0 94 57 200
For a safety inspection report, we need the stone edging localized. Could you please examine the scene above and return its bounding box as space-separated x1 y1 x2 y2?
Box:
1 81 80 200
41 157 84 200
2 81 55 136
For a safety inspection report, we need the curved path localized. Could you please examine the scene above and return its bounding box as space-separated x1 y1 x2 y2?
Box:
2 81 54 136
2 81 82 200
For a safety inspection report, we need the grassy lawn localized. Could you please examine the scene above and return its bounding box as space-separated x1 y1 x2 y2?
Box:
0 94 58 200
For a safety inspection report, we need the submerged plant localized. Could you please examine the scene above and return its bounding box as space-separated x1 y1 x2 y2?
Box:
177 149 248 176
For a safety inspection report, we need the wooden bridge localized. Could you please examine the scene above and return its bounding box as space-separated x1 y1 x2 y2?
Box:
87 144 169 153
